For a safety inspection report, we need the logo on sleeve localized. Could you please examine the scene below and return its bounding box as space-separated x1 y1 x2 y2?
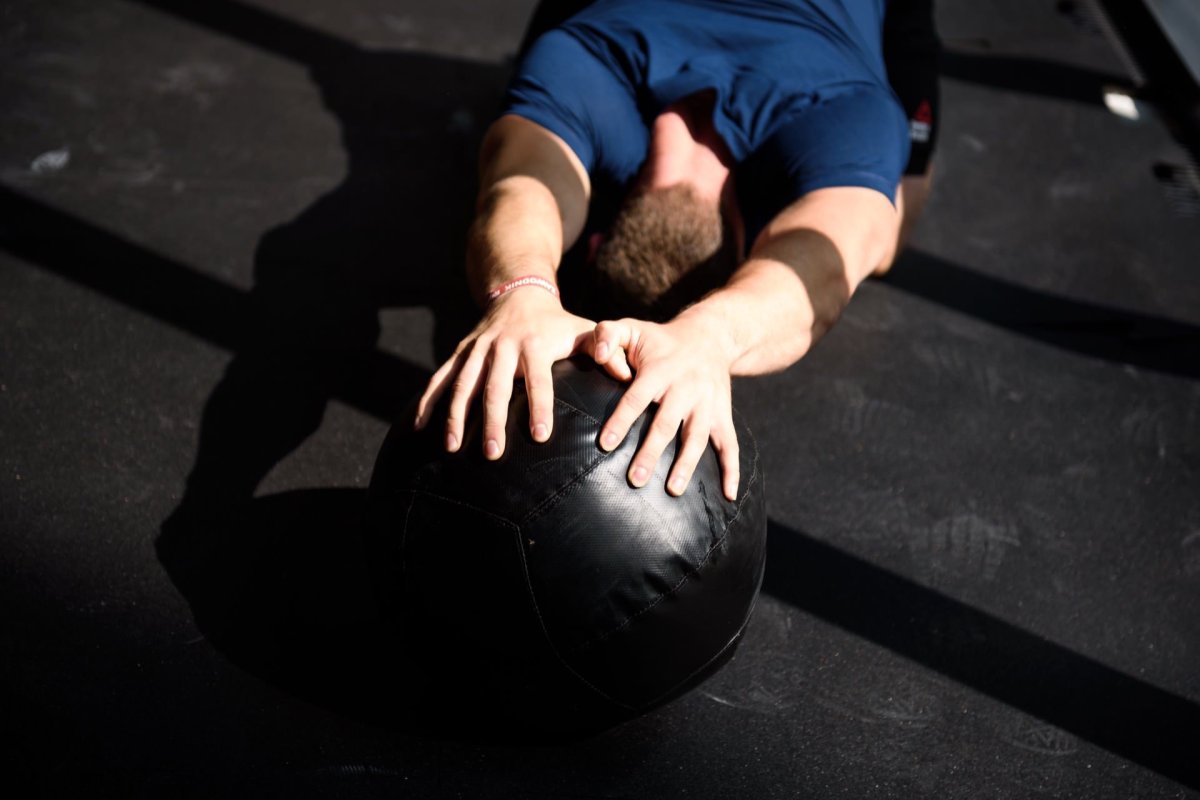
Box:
909 99 933 144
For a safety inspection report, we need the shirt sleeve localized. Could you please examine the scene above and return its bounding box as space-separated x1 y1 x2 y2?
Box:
736 84 909 243
502 28 648 187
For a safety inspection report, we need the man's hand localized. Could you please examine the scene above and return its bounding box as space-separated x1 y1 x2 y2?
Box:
414 288 630 460
592 312 740 502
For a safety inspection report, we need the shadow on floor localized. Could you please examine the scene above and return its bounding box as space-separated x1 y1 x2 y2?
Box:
2 0 1198 789
883 248 1200 381
150 490 1200 790
764 520 1200 790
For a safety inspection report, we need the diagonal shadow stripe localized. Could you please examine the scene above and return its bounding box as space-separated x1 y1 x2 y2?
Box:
941 49 1131 107
6 177 1196 789
11 0 1196 789
128 0 354 66
882 249 1200 380
764 520 1200 790
0 185 428 422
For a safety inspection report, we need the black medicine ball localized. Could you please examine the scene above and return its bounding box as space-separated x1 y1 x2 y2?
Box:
365 357 767 734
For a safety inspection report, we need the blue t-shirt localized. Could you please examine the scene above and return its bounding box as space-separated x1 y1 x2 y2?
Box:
504 0 910 238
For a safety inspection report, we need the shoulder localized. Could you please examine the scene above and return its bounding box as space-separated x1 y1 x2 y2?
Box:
480 115 591 202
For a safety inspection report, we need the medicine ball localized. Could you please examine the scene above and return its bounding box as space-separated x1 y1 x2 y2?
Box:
365 357 767 734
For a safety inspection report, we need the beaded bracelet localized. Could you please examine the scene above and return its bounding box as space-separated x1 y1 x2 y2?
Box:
485 275 560 303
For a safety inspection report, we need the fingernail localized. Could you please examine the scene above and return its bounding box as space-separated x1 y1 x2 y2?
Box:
631 466 648 486
601 432 618 450
668 476 685 495
596 341 609 361
533 423 549 442
446 433 458 451
485 439 500 459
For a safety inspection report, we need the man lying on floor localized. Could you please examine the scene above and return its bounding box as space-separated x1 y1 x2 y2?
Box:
414 0 941 501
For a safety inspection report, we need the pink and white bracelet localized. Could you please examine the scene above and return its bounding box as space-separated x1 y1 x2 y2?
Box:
485 275 560 303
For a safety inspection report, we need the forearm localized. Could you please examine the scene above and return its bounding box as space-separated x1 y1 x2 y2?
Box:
674 187 897 377
465 115 591 307
466 177 568 307
676 229 850 377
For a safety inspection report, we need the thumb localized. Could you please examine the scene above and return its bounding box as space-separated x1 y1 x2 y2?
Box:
592 319 636 380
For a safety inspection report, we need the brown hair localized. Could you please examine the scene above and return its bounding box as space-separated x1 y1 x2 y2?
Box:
593 183 738 321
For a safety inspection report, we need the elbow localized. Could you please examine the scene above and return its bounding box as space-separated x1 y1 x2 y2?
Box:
867 211 903 278
876 169 935 275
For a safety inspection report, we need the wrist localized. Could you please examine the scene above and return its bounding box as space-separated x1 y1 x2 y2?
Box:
485 274 560 304
673 301 742 370
484 278 566 319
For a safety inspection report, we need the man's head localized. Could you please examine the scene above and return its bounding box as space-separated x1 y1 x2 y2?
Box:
593 183 737 320
590 91 744 321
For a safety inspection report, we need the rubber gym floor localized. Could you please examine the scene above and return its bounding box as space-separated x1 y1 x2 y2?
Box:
2 1 1198 797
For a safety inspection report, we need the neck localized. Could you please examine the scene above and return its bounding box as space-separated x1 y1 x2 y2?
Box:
642 93 744 256
644 93 733 201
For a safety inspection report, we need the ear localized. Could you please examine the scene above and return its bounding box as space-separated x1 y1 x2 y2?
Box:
587 231 606 265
